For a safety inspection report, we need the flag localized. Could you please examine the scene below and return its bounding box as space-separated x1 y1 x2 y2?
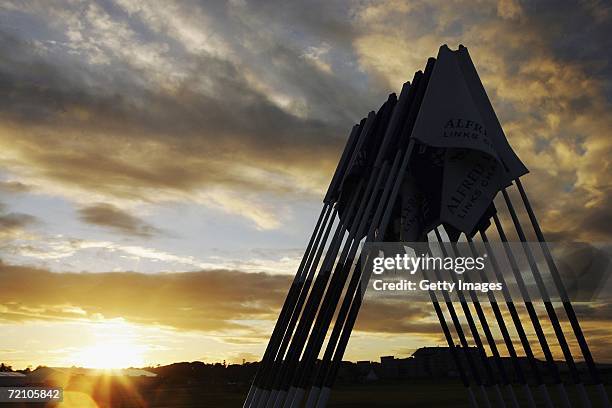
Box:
337 94 397 234
383 172 427 242
440 147 503 234
456 45 528 180
409 45 527 235
410 144 444 233
443 203 497 243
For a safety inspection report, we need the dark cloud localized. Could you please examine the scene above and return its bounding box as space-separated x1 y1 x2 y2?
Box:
579 187 612 240
247 0 358 47
0 261 290 332
521 1 612 87
77 203 162 238
0 181 31 193
2 259 612 360
557 302 612 323
0 261 451 339
0 204 39 240
0 0 608 240
0 212 38 233
0 27 335 145
0 16 369 200
356 298 439 334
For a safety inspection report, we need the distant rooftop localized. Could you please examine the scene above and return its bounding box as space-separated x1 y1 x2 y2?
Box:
0 372 26 377
29 367 156 378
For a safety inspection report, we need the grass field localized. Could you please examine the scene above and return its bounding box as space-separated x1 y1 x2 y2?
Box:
6 378 612 407
138 380 612 407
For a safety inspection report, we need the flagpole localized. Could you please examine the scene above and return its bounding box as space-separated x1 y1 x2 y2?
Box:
277 160 391 408
255 180 364 408
248 204 333 407
278 78 421 408
299 59 436 407
299 149 402 408
433 228 504 408
514 178 611 408
295 68 430 408
451 234 523 408
301 136 412 408
475 230 551 408
492 212 574 408
245 116 367 407
256 206 339 408
254 108 382 408
255 112 384 406
265 92 404 408
501 188 593 408
265 113 396 407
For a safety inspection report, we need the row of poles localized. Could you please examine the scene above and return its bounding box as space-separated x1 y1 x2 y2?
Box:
243 54 610 408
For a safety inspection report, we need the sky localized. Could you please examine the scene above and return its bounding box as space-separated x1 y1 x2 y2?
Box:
0 0 611 369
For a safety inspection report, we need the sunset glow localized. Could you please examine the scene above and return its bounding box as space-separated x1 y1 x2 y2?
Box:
73 342 145 369
70 321 146 369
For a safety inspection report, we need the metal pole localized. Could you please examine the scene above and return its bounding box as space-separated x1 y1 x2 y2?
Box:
279 77 419 408
260 93 397 408
515 178 610 408
246 117 368 407
433 228 501 408
266 143 391 408
300 149 402 408
305 58 442 407
256 181 363 408
279 161 392 408
456 235 523 408
476 229 550 408
248 205 333 407
493 208 573 408
301 65 428 405
501 187 592 408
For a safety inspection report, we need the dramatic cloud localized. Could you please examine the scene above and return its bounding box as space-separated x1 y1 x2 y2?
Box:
77 203 161 238
0 261 446 340
0 2 363 203
0 205 39 240
0 261 289 332
355 298 441 334
0 181 31 193
3 260 612 361
352 0 611 243
0 0 609 239
0 212 37 231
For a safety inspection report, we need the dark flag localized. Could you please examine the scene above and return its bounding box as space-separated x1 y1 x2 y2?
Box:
383 172 428 242
399 174 427 242
409 144 444 232
337 95 397 234
456 45 528 180
444 203 497 243
409 45 528 236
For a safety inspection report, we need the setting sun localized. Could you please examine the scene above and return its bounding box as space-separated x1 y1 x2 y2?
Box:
74 342 145 369
72 320 147 369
